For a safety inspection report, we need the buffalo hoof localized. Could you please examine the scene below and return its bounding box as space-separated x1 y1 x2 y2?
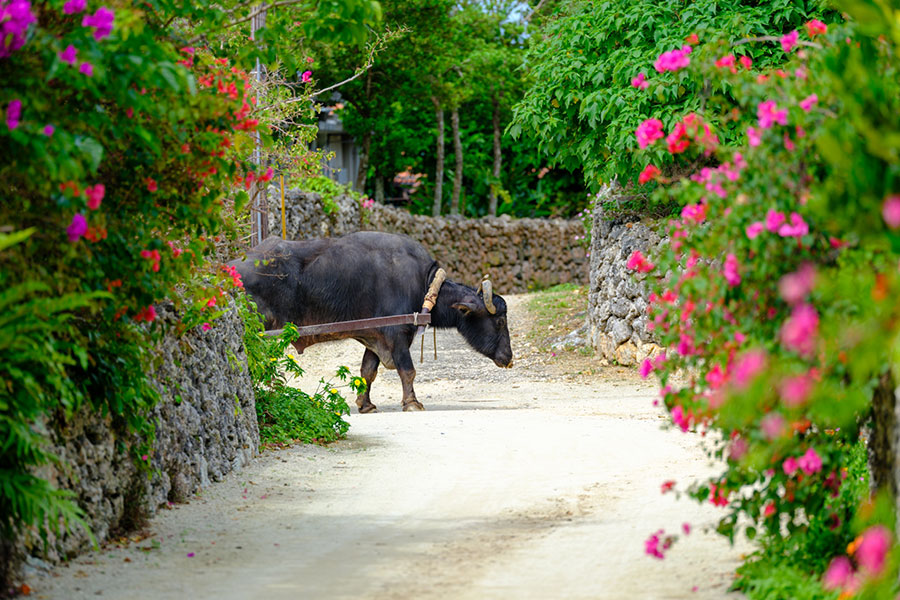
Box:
357 401 377 414
402 401 425 412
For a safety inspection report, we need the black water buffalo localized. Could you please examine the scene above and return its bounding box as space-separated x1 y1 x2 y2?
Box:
229 232 513 412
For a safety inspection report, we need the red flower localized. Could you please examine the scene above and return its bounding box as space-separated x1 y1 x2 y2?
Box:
145 177 158 192
638 164 660 184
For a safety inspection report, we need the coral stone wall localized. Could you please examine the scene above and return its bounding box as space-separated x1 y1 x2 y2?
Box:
266 188 588 293
588 197 667 366
20 298 257 569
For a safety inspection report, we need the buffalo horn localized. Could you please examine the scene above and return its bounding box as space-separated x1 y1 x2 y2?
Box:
481 274 496 314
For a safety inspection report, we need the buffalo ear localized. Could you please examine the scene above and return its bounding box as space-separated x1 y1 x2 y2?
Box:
452 301 479 316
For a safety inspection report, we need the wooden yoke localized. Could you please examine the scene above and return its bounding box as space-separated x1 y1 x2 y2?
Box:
417 268 446 336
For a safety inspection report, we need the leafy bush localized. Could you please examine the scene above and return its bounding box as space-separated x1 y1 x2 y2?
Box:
236 292 364 445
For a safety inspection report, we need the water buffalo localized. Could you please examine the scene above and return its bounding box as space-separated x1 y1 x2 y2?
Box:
229 232 513 412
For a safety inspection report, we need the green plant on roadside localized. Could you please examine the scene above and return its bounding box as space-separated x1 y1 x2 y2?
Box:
296 175 362 215
236 292 365 445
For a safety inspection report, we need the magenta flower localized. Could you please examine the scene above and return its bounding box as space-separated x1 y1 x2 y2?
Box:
638 164 660 184
635 118 664 149
781 303 819 356
757 100 788 129
732 350 766 388
782 454 798 475
777 212 809 238
799 93 818 111
739 55 752 70
301 70 312 83
856 525 891 575
639 358 653 379
762 413 786 440
781 374 813 407
823 556 855 590
654 45 692 72
626 250 654 273
59 44 78 65
681 202 706 225
747 126 761 147
781 30 799 53
645 530 666 559
631 72 649 89
0 0 37 58
682 523 691 535
671 405 690 431
43 124 54 136
882 195 900 229
82 6 115 41
723 253 741 287
6 98 21 130
79 61 94 76
66 213 88 242
85 184 104 210
63 0 86 14
201 322 212 332
765 209 786 232
745 221 764 239
779 263 816 304
797 447 823 475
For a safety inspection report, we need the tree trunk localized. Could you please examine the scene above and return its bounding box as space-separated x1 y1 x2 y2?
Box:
869 372 898 507
432 96 444 217
450 106 462 216
488 94 502 216
355 129 371 193
374 175 385 204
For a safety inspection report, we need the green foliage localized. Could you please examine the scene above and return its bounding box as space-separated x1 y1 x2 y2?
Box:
296 175 363 215
511 0 837 189
235 292 364 445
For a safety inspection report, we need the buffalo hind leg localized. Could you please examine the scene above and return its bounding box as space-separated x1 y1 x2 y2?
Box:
394 347 423 412
356 349 379 414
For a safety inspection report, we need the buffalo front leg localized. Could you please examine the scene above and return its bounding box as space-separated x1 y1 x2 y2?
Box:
393 347 424 412
356 349 380 414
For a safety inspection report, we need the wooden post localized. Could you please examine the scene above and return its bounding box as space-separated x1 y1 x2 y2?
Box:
280 173 286 239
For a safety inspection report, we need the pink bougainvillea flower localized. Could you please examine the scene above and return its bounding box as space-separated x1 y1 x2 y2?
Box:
714 54 736 73
201 322 212 332
765 209 786 232
739 55 752 70
806 19 828 37
638 164 660 184
684 33 699 45
723 253 741 287
645 530 667 559
134 305 157 323
66 213 88 242
631 72 649 89
732 350 766 388
666 121 690 154
671 405 690 431
781 303 819 356
85 183 104 210
145 177 158 192
783 133 795 151
626 250 654 273
6 98 22 130
855 525 891 575
301 70 312 83
682 523 691 535
762 413 786 440
64 0 86 13
797 447 823 475
43 124 54 136
635 118 664 149
708 482 728 507
745 221 764 239
779 263 816 304
79 61 94 76
823 556 855 590
799 93 818 112
782 455 799 475
763 502 776 518
729 436 748 461
778 212 809 238
59 44 78 65
747 126 761 147
654 45 692 72
882 195 900 229
639 358 653 379
681 202 706 224
0 0 36 58
781 30 799 53
82 6 115 41
757 100 788 129
705 364 726 389
661 480 675 493
677 333 694 357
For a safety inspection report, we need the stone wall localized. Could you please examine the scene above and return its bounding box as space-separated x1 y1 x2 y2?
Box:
15 298 257 575
587 190 667 366
266 189 588 293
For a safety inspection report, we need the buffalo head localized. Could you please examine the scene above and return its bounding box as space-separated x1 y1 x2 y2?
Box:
451 275 513 368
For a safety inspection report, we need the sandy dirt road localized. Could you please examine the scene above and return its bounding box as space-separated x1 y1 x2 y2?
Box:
29 295 748 600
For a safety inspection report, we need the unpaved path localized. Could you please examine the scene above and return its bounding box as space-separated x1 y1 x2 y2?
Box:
29 295 748 599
